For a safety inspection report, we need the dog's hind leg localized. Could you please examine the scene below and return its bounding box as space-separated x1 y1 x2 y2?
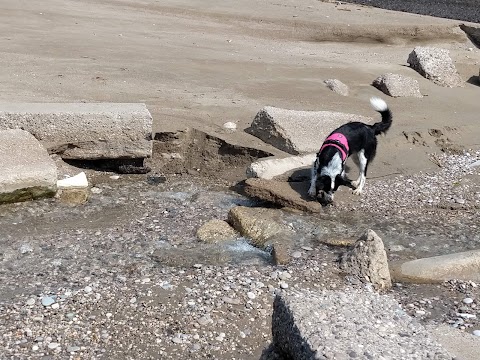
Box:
308 158 319 198
352 149 368 195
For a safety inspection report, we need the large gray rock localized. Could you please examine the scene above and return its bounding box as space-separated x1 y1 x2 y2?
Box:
243 178 322 213
272 289 452 360
0 103 152 160
246 107 372 155
391 249 480 283
340 229 392 290
247 153 316 180
0 129 57 203
373 73 423 97
323 79 349 96
407 47 464 88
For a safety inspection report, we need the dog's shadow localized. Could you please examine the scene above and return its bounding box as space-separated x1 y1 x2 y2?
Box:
287 164 354 202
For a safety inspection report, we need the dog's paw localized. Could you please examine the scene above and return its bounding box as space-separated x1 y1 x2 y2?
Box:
351 180 359 189
307 188 317 198
352 188 363 196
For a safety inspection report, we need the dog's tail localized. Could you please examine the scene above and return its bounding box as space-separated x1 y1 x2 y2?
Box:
369 97 392 135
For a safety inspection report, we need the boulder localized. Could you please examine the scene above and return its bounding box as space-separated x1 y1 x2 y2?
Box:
0 129 57 204
372 73 423 97
246 106 372 155
340 229 392 290
323 79 349 96
0 103 153 160
390 249 480 283
246 153 316 180
407 47 464 87
243 178 322 213
271 289 452 360
196 219 238 243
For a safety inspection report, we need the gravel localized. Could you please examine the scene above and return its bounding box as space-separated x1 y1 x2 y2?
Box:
0 152 479 358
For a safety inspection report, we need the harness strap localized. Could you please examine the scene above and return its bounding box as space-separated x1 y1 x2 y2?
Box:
319 133 349 162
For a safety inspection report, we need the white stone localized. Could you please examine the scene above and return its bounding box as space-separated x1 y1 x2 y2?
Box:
57 172 88 189
463 298 474 305
247 292 256 300
223 122 237 131
246 153 316 180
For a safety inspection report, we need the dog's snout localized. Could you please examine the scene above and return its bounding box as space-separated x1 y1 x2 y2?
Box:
318 190 334 205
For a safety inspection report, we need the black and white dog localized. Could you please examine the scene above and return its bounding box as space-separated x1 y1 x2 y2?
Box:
308 97 392 205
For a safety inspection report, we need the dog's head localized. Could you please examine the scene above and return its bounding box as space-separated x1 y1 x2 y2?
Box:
317 153 344 205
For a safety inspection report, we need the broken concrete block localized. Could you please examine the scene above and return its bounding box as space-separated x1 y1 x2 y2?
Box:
323 79 349 96
246 106 372 154
373 73 423 97
0 103 153 160
247 153 316 180
407 47 464 87
272 289 452 360
0 129 57 203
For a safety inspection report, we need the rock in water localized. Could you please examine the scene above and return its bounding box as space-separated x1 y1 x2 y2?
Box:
340 229 392 290
196 219 238 243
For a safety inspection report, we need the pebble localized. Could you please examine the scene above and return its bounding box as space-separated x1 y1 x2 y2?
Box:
301 246 313 251
280 282 288 289
473 330 480 337
247 292 256 300
109 175 120 180
278 272 291 281
48 342 60 350
67 345 81 352
215 332 225 341
415 310 426 316
457 313 476 319
90 187 103 194
26 298 36 306
223 122 237 131
19 244 34 254
84 286 93 293
41 296 55 307
197 316 211 326
463 297 474 305
192 343 201 351
291 251 302 258
51 303 60 310
172 337 182 344
223 296 241 305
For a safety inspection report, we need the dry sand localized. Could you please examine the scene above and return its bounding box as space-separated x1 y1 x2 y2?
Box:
0 0 479 180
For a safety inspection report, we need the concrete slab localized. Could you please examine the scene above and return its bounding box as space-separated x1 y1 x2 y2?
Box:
0 129 57 203
272 289 452 360
246 153 316 180
246 106 372 155
391 249 480 283
0 103 152 160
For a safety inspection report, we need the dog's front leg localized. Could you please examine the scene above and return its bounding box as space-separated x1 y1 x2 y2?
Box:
308 158 319 198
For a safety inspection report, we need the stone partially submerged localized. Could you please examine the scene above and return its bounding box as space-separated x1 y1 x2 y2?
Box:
373 73 423 97
0 103 153 160
0 129 57 203
246 106 372 155
246 153 316 180
271 289 452 360
407 47 464 88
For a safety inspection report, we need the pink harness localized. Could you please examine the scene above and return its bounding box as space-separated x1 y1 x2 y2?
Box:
319 133 349 162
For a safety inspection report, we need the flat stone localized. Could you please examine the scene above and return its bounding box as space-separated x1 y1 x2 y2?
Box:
246 153 316 180
0 103 152 159
246 106 372 155
196 219 238 243
0 129 57 204
271 289 451 360
372 73 423 98
243 178 322 213
407 47 464 87
391 249 480 283
340 229 392 290
428 324 480 360
41 296 55 307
